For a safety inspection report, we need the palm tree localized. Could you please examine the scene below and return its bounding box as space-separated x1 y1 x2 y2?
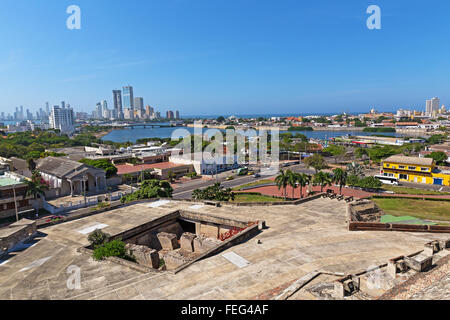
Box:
313 171 332 192
275 170 290 200
332 168 348 195
287 171 298 199
297 173 310 198
26 171 49 215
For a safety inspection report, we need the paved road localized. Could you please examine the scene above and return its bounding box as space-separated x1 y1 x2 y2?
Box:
172 163 315 199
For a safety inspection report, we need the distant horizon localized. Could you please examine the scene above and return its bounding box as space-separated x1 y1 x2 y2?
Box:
1 1 449 115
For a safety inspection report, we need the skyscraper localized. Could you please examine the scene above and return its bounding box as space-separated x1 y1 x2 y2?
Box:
166 110 174 119
123 86 134 110
96 103 102 119
101 100 109 119
113 90 123 119
426 99 432 115
175 110 180 120
134 97 144 112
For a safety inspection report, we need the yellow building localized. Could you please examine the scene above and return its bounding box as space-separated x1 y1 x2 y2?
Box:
381 155 450 186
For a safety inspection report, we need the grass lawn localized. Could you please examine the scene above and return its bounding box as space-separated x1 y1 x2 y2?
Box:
381 185 450 195
232 193 283 203
233 179 275 191
373 198 450 222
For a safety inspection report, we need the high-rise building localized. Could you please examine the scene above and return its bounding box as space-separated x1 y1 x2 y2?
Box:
96 103 102 119
101 100 109 119
431 97 440 115
175 110 180 120
49 105 74 134
145 105 154 117
113 90 123 119
426 97 440 116
123 86 134 110
134 97 144 112
166 110 174 119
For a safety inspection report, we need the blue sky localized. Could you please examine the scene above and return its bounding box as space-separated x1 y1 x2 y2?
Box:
0 0 449 116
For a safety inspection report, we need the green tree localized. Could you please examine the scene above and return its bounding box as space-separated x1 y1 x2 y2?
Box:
79 159 118 178
287 170 298 199
275 170 290 200
25 171 50 215
313 171 332 192
121 179 174 203
324 145 346 164
296 173 310 198
332 168 347 195
304 154 327 173
192 183 235 201
425 152 448 165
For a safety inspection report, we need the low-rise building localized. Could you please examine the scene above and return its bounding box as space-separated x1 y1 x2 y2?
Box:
170 152 239 175
115 162 194 180
36 157 107 198
381 155 450 186
0 172 33 219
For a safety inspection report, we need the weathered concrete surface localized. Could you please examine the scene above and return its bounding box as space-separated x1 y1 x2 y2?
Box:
0 198 447 300
125 244 159 269
180 233 196 252
157 232 179 251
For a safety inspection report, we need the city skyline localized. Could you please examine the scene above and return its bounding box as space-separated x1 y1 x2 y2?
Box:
2 1 450 115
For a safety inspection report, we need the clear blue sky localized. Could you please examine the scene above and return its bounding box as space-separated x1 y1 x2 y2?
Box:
0 0 449 116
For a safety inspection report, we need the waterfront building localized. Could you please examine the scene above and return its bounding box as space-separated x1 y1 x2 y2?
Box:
134 97 144 112
166 110 174 119
123 108 134 120
381 155 450 186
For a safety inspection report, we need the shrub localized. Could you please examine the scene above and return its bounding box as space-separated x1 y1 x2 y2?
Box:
185 172 197 178
358 176 382 189
121 179 173 203
88 229 110 247
347 175 360 187
92 239 134 261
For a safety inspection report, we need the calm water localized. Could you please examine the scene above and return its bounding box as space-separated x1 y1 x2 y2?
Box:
102 126 400 144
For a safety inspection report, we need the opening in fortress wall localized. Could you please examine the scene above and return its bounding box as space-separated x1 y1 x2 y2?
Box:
85 210 264 272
